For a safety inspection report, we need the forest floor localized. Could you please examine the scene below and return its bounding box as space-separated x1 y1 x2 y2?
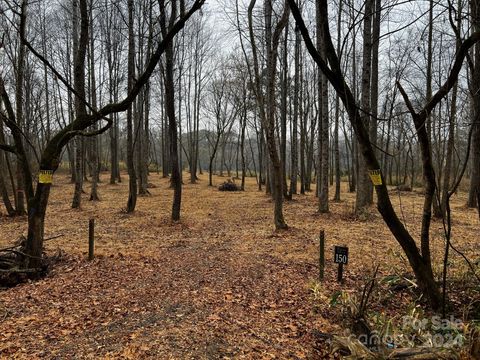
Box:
0 172 478 359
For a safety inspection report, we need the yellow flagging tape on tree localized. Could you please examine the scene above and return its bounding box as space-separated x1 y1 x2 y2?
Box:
39 170 53 184
368 169 383 186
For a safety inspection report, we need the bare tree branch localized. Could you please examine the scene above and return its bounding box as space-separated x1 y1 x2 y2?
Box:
0 143 16 154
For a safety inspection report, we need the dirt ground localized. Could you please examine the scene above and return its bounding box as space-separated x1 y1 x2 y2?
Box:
0 172 478 359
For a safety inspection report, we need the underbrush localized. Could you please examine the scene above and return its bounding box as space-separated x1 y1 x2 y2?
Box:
309 264 480 359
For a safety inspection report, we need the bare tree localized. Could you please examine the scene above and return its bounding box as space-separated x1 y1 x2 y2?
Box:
205 61 237 187
248 0 290 229
159 0 183 221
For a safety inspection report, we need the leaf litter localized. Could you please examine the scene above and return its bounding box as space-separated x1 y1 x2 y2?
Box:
0 172 478 358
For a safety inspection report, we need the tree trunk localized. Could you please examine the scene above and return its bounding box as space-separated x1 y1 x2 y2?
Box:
15 0 28 216
370 0 380 185
355 0 373 215
468 0 480 210
71 0 88 209
88 2 99 201
300 76 306 195
24 183 51 269
71 138 84 208
333 0 342 202
317 0 329 212
280 23 290 200
0 169 15 216
0 119 15 216
240 85 247 191
290 21 300 196
126 0 137 212
441 11 461 215
160 0 182 221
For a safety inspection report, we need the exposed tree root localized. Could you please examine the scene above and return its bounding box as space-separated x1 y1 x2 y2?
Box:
0 235 63 288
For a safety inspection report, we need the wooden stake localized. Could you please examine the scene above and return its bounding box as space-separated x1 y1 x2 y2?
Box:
319 230 325 281
337 263 343 283
88 218 95 261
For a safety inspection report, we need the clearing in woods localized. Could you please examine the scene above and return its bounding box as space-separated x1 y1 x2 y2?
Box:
0 172 478 358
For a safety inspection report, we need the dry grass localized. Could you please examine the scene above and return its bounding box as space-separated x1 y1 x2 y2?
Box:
0 171 478 358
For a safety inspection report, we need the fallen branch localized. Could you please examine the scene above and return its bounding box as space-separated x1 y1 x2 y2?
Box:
0 233 64 254
44 234 65 242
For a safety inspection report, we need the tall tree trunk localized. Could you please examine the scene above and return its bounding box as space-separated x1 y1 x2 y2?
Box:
280 23 290 200
71 0 88 209
425 0 441 218
15 0 28 216
89 0 99 201
106 2 121 185
160 0 182 221
349 2 357 194
469 0 480 210
317 0 329 212
441 1 461 215
369 0 380 186
109 115 117 184
161 72 170 179
143 12 152 186
355 0 373 214
290 20 300 196
126 0 137 212
240 83 247 191
333 0 342 202
0 119 15 216
71 138 84 208
300 62 306 195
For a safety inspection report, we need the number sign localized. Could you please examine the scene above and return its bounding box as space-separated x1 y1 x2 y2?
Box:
334 246 348 264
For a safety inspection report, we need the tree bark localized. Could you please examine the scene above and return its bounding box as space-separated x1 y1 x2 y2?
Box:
333 0 343 202
317 0 329 212
88 2 100 202
280 22 290 200
14 0 28 216
290 19 300 196
160 0 182 221
468 0 480 210
71 0 88 209
0 117 15 216
355 0 374 215
126 0 137 213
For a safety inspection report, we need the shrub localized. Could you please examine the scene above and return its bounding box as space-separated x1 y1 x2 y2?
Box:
218 179 239 192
